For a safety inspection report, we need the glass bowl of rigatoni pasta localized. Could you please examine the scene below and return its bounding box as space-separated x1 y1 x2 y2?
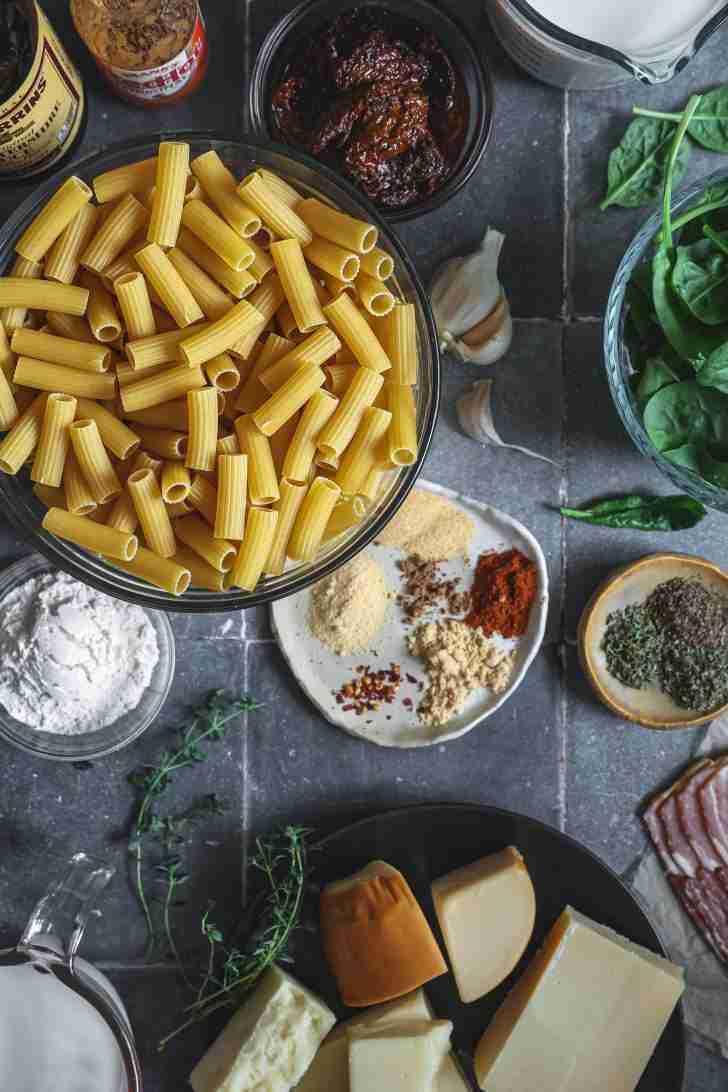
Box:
0 134 439 611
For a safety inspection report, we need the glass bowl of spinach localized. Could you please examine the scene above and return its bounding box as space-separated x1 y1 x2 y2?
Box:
605 156 728 512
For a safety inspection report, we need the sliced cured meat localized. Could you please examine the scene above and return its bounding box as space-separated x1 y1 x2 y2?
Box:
676 760 720 871
683 869 728 962
643 792 679 875
700 757 728 867
658 765 707 877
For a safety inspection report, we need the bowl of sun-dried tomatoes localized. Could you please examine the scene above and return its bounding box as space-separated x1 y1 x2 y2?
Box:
250 0 494 220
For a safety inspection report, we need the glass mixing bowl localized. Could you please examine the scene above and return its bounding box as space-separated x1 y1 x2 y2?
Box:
0 554 175 760
604 168 728 513
0 133 440 612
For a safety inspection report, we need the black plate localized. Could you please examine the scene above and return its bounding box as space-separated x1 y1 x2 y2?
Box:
290 803 685 1091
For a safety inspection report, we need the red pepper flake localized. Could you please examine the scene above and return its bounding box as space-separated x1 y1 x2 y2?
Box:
333 662 403 715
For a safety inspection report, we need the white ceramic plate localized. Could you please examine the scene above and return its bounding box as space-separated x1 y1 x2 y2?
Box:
270 480 549 747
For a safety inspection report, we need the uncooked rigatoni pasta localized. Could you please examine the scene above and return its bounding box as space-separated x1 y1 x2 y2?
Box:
0 142 419 598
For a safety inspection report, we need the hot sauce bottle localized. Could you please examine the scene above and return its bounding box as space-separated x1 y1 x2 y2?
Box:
69 0 208 106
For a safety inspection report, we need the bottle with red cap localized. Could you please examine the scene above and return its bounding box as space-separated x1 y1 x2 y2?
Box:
70 0 208 106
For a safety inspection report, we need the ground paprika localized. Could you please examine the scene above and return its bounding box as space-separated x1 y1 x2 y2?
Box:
465 548 538 638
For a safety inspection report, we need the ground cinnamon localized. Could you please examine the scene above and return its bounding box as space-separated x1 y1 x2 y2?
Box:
465 548 538 638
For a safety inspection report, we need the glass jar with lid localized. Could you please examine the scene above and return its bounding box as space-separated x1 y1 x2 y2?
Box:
70 0 208 105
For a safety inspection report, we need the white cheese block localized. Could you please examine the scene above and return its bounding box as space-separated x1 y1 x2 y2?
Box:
349 1020 453 1092
299 993 469 1092
431 846 536 1003
475 906 685 1092
189 964 336 1092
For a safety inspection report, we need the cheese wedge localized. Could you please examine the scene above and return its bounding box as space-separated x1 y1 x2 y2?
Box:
189 965 336 1092
349 1020 453 1092
431 846 535 1002
320 860 447 1007
298 991 469 1092
475 906 684 1092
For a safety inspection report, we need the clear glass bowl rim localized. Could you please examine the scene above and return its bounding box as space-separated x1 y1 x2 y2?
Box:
604 166 728 513
0 554 175 761
0 131 440 612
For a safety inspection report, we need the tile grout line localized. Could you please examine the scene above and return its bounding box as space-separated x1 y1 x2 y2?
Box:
557 88 571 834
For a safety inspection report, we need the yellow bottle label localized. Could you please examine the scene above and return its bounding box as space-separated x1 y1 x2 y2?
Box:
0 2 85 178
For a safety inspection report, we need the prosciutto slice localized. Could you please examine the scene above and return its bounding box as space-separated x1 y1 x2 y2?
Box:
643 756 728 964
699 758 728 867
676 760 721 871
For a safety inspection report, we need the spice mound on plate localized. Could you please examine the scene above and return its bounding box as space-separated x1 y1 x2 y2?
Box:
603 577 728 713
0 571 159 734
466 548 538 638
376 488 474 560
396 556 470 621
408 619 514 727
310 556 389 655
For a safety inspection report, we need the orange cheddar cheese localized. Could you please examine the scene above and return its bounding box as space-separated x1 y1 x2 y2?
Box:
320 860 447 1007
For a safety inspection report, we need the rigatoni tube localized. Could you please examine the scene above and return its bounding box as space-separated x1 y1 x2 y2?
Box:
127 467 176 558
43 507 137 560
335 406 392 495
147 142 189 248
234 415 279 505
16 176 93 262
252 364 325 437
31 394 77 488
282 390 338 484
316 367 383 463
181 200 255 272
120 364 205 414
185 388 218 471
387 382 417 466
0 393 48 474
63 449 96 515
175 513 235 572
69 419 122 504
265 479 307 576
114 272 156 339
323 293 391 373
230 507 278 590
270 239 325 334
287 477 342 562
108 546 191 596
135 242 204 328
215 454 248 541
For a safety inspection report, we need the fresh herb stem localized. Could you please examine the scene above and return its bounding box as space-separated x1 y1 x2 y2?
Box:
703 224 728 258
633 106 715 123
671 198 728 235
158 825 310 1051
663 95 701 249
128 692 259 961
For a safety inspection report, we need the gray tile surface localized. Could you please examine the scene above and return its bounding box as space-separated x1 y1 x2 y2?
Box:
0 1 725 1090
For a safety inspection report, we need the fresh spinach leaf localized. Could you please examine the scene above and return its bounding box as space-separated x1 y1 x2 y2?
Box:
700 447 728 487
697 342 728 393
643 380 728 451
600 118 689 211
672 239 728 325
653 245 728 362
664 443 704 473
635 356 680 409
688 86 728 152
560 494 706 531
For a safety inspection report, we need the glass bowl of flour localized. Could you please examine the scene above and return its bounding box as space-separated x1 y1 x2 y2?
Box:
0 555 175 761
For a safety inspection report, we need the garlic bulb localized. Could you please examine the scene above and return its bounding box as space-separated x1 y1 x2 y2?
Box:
456 379 560 466
431 228 513 365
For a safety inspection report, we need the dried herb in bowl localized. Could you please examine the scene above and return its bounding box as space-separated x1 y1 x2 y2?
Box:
602 577 728 712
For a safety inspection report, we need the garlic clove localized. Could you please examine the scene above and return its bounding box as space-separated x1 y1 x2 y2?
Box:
456 378 560 466
430 228 511 366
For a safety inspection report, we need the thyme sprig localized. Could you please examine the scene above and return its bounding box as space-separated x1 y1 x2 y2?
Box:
158 825 310 1051
128 691 258 960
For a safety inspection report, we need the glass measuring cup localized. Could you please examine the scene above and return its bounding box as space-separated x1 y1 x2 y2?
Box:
0 852 143 1092
486 0 728 89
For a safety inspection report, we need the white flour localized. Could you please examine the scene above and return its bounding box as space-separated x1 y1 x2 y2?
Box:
0 571 159 735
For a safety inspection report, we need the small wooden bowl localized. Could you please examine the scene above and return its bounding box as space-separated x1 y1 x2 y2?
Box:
578 552 728 730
